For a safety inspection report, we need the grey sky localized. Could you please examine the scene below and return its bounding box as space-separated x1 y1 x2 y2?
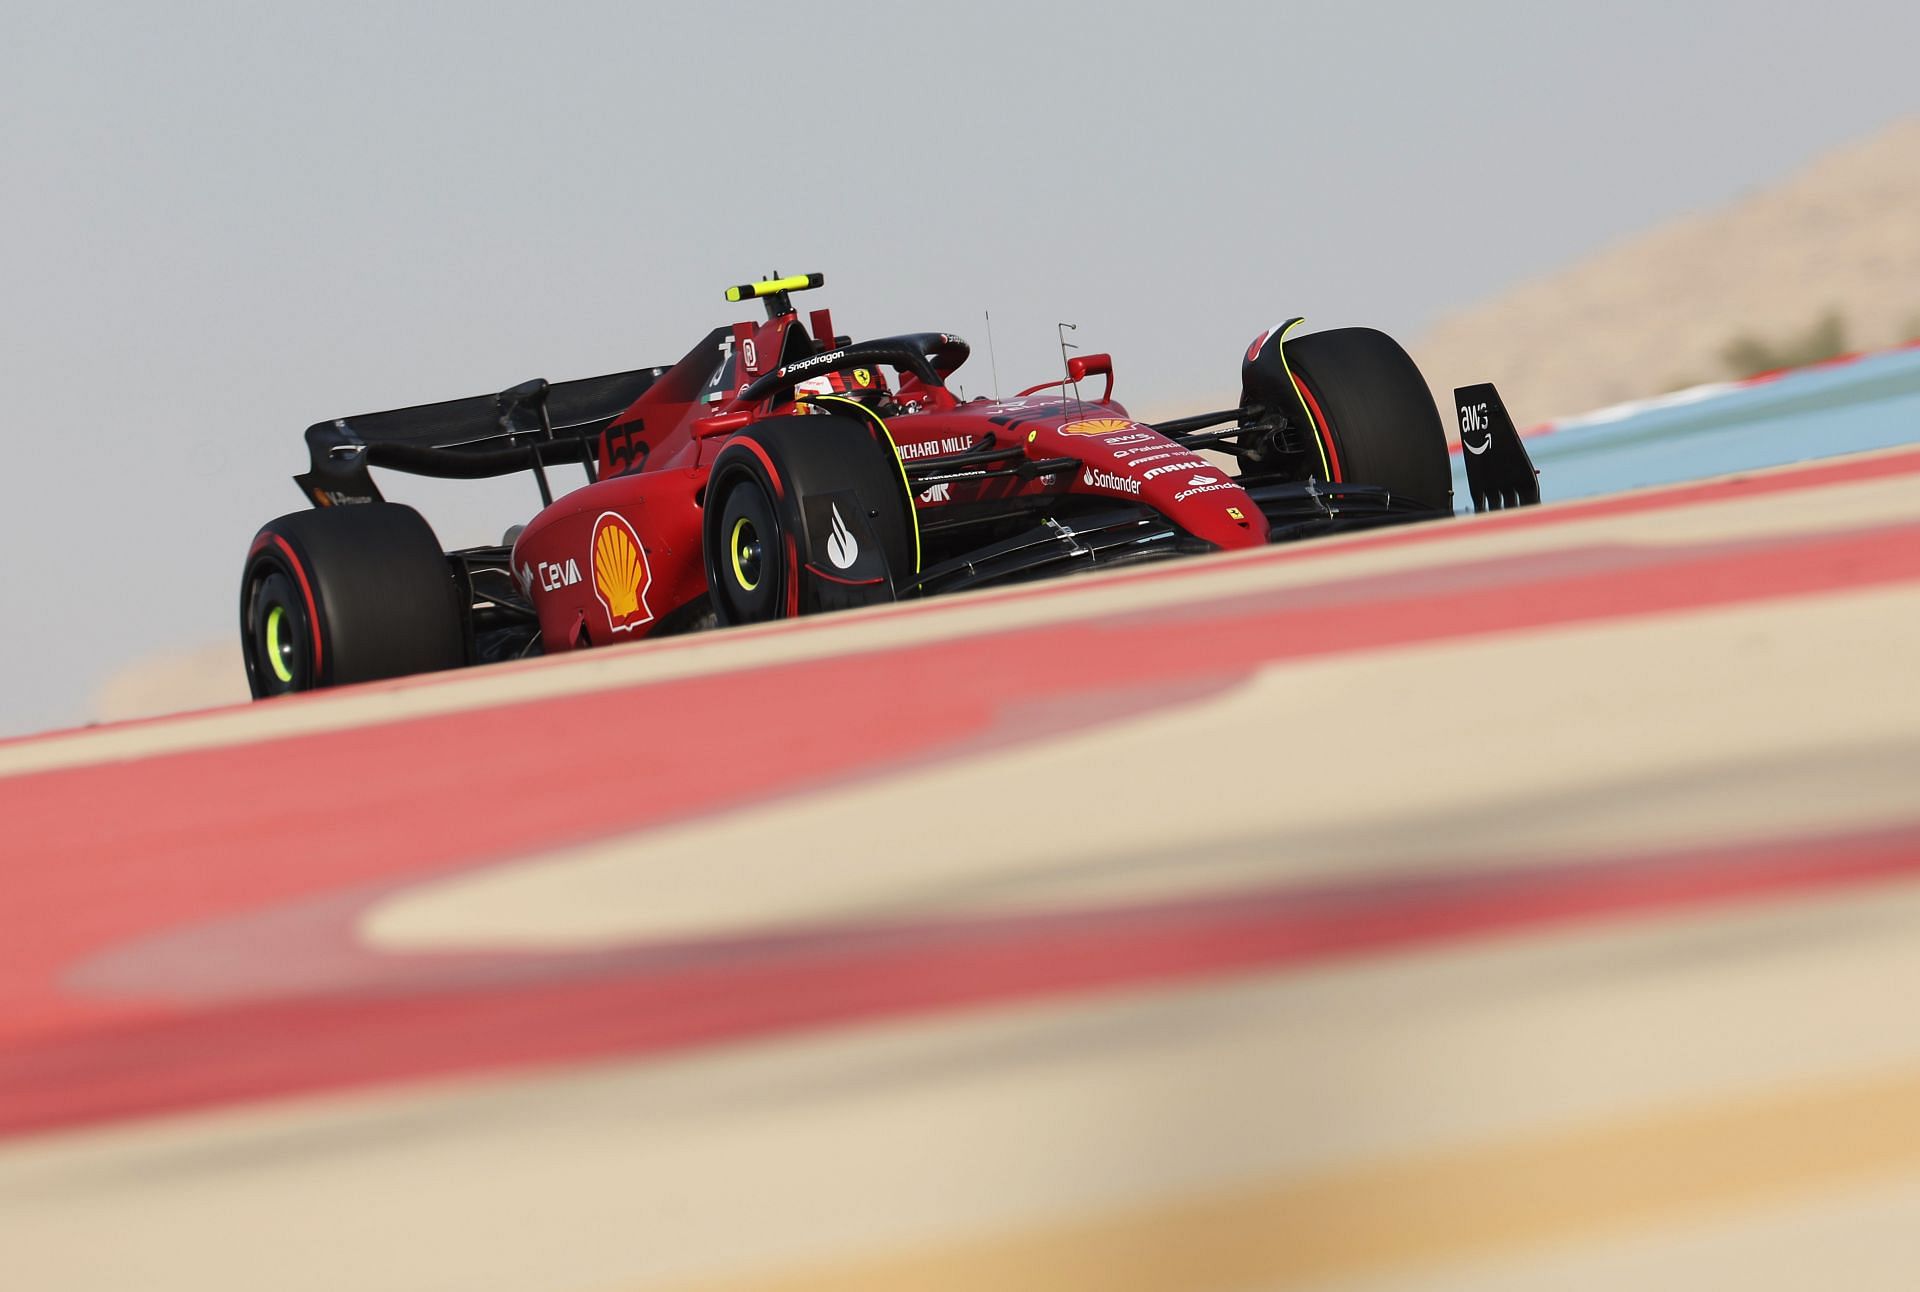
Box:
3 0 1915 736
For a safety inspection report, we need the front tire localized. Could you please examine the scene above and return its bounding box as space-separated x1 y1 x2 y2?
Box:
706 465 789 624
1285 327 1453 512
702 414 916 626
240 503 466 698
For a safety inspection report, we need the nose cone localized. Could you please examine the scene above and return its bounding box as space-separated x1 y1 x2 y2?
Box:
1145 466 1265 548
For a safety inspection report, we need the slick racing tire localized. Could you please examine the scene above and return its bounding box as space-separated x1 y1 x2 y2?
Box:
703 413 916 626
1284 327 1453 512
240 503 466 698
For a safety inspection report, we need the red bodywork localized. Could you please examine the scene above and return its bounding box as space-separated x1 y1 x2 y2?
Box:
510 307 1270 652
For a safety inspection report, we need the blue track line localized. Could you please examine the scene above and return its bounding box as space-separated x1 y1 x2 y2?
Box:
1451 346 1920 510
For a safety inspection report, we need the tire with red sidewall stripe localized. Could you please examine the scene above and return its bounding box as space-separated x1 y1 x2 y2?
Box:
239 503 467 698
703 415 913 626
1286 327 1453 512
704 448 791 623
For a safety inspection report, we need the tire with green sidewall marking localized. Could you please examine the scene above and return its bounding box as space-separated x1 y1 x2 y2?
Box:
703 414 915 626
240 502 466 697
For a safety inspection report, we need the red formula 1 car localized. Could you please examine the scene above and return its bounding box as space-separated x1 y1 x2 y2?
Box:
239 273 1538 696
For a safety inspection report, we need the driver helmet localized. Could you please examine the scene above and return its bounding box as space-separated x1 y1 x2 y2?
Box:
795 364 891 405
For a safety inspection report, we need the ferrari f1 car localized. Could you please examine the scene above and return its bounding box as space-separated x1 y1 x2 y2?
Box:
240 273 1539 697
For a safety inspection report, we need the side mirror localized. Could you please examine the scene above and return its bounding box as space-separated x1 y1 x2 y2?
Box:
1068 352 1114 401
693 410 755 439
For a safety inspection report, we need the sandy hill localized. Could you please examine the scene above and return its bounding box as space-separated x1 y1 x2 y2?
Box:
1414 117 1920 426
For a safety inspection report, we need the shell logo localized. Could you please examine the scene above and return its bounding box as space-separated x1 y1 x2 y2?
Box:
1060 417 1135 436
590 512 655 633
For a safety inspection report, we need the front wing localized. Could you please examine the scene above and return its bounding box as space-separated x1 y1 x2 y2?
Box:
900 481 1441 598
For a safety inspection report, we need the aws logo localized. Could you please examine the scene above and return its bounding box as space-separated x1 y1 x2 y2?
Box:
590 512 655 633
1459 402 1493 455
1060 417 1135 436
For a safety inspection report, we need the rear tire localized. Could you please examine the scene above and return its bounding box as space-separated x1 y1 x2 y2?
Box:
240 503 466 697
1285 327 1453 512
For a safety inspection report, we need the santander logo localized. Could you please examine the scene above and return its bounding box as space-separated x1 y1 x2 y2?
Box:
1080 465 1142 495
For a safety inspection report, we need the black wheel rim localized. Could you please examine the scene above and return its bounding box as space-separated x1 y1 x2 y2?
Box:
711 473 783 624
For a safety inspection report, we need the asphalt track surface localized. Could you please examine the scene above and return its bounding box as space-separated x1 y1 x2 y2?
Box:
6 442 1920 1288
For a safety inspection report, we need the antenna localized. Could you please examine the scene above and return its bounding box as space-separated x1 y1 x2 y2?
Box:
985 310 1002 399
1057 322 1080 402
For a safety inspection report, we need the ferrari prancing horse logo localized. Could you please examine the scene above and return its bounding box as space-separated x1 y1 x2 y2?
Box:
590 512 655 633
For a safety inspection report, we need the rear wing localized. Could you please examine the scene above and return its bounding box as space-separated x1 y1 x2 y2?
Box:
294 365 670 509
